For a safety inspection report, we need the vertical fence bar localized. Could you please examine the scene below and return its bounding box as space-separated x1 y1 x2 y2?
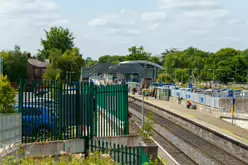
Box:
104 86 106 137
129 147 131 165
121 144 124 164
97 87 100 137
114 143 116 161
19 80 23 143
125 84 129 134
107 85 109 136
53 81 57 140
118 85 121 135
59 82 63 140
133 147 136 165
117 144 120 163
125 146 128 165
115 85 118 136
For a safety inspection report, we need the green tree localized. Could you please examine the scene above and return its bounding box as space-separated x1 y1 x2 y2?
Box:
157 73 174 83
0 45 28 84
98 55 126 64
205 48 244 84
38 26 75 59
174 68 190 83
150 56 161 65
126 46 151 61
43 48 84 82
161 48 179 65
0 75 16 114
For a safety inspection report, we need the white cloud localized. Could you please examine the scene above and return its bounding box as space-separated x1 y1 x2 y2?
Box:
88 13 135 28
0 0 66 28
148 23 160 31
183 9 228 19
159 0 219 9
141 12 167 22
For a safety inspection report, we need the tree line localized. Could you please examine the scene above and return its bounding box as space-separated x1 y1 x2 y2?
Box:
1 26 248 85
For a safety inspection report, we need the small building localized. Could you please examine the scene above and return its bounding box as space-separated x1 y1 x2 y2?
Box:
28 59 49 82
154 87 170 101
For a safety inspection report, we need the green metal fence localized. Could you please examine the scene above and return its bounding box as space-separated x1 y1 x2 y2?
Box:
89 139 150 165
18 80 129 143
96 85 129 137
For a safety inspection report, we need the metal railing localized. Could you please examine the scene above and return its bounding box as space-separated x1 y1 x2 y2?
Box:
0 113 22 152
89 139 150 165
19 80 129 143
170 89 220 108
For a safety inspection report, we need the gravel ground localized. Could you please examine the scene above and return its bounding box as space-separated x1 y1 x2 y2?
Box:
129 107 224 165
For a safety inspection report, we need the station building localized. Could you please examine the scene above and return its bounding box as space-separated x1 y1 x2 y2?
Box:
81 60 164 85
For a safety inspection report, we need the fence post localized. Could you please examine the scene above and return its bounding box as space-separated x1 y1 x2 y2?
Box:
85 136 89 158
19 79 24 113
124 84 129 135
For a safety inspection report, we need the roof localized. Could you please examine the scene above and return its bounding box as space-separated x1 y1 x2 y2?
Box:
108 64 145 75
120 60 164 70
28 59 49 68
87 63 145 76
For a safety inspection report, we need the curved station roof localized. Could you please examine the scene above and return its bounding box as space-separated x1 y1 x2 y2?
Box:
120 60 164 70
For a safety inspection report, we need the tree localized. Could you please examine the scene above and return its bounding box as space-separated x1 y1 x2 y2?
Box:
126 46 151 61
98 55 126 64
174 69 190 83
157 73 174 83
43 48 84 82
206 48 244 84
161 48 179 65
0 45 28 84
150 56 161 65
0 75 16 114
38 26 75 59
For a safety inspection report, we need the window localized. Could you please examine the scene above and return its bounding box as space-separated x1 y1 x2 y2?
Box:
43 68 46 73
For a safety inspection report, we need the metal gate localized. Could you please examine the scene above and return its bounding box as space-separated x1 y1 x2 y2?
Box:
18 80 129 143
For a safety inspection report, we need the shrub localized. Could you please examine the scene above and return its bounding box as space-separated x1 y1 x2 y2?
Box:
139 112 155 143
0 75 16 114
2 152 115 165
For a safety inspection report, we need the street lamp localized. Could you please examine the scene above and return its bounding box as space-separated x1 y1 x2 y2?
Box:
229 78 235 87
86 57 91 68
141 89 148 128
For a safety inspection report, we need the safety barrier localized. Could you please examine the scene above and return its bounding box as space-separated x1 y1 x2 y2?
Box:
0 113 21 152
171 89 220 108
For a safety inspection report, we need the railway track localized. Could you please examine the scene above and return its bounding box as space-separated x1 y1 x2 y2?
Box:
129 102 247 165
130 114 198 165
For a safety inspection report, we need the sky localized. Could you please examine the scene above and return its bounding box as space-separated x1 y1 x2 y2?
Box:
0 0 248 60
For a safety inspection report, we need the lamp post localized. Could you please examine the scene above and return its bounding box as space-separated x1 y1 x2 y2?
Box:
86 57 91 68
141 89 148 128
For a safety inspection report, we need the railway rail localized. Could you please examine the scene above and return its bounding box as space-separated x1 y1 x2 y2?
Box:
130 114 198 165
129 102 247 165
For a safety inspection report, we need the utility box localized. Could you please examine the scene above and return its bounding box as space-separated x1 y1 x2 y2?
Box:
154 87 170 101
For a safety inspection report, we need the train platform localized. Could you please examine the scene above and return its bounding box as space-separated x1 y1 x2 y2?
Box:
129 94 248 146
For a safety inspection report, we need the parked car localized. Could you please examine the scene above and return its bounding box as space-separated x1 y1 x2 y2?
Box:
14 105 55 137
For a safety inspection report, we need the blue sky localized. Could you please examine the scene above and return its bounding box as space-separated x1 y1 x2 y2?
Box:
0 0 248 60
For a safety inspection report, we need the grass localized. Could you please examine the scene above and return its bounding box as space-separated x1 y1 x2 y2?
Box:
2 152 115 165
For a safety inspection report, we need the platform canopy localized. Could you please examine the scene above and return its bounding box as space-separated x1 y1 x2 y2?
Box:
120 60 164 70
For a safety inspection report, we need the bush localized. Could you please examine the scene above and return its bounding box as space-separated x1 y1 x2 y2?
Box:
157 73 174 83
2 152 115 165
139 112 155 143
0 75 16 114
